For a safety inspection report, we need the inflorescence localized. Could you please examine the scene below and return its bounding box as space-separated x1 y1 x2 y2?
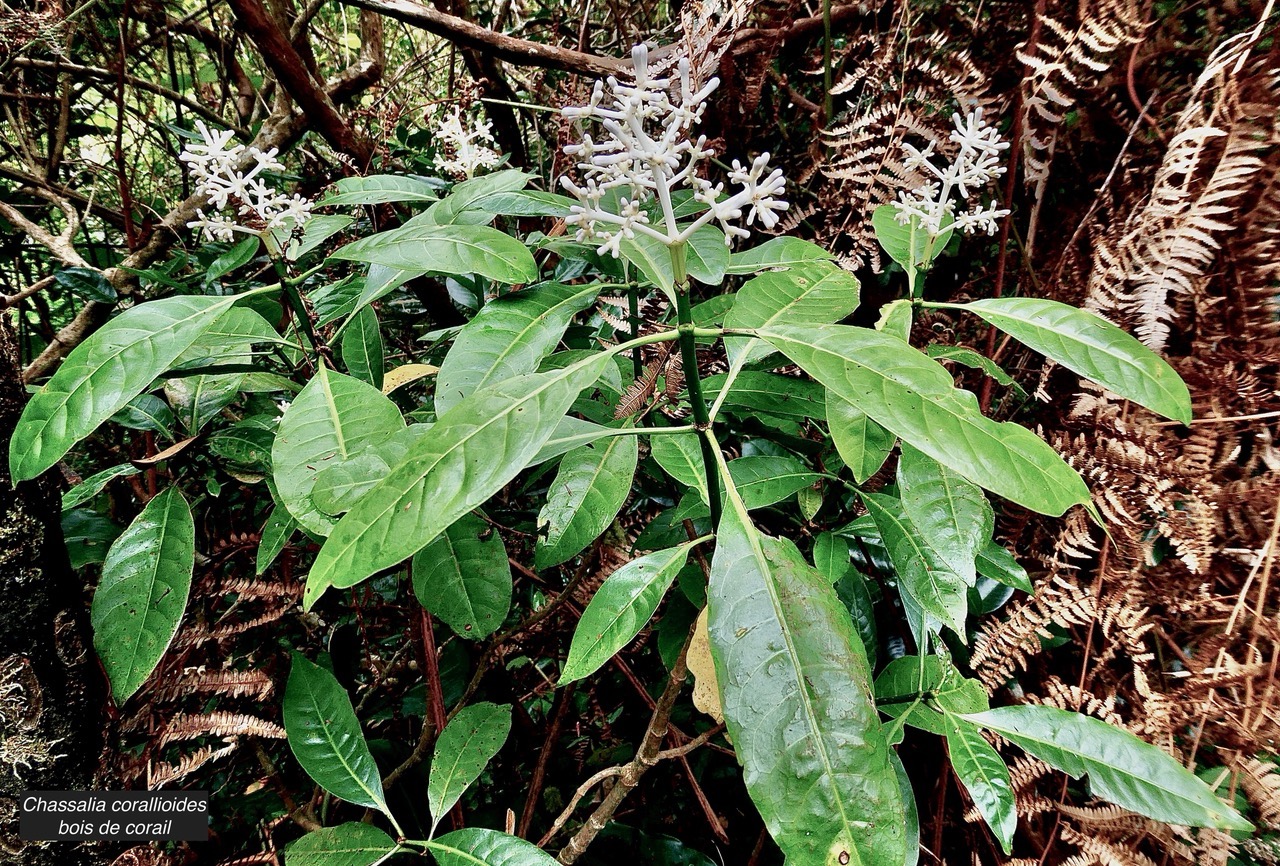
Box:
559 43 788 257
434 106 503 179
894 108 1011 236
181 120 313 243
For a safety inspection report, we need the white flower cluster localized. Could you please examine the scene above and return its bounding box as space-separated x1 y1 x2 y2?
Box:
434 106 502 179
181 120 312 242
894 108 1011 236
560 43 788 257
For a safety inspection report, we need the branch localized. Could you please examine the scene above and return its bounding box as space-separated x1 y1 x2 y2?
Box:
337 0 628 77
226 0 371 163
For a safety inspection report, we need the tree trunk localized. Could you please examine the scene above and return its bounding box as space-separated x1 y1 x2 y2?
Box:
0 313 115 866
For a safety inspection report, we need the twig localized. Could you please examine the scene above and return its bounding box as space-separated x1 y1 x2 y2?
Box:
519 682 575 838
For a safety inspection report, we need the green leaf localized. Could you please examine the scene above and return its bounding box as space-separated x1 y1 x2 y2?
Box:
342 307 385 390
943 715 1016 853
926 345 1023 394
827 398 895 484
561 542 696 683
619 233 676 297
954 297 1192 424
352 265 423 318
90 487 194 703
814 532 878 667
11 292 255 481
963 705 1252 831
724 260 860 368
283 654 388 813
435 282 599 414
206 237 260 283
427 828 560 866
63 509 122 568
257 506 297 574
319 173 441 205
306 355 611 608
62 463 140 510
875 299 912 342
873 655 988 736
284 823 397 866
897 444 993 586
650 432 708 501
273 365 404 535
412 513 512 640
872 204 952 272
286 214 354 261
473 190 576 216
976 541 1032 592
331 224 538 285
862 492 969 636
428 703 513 828
423 169 533 225
55 266 117 303
683 224 730 285
725 455 820 510
536 434 638 569
111 393 175 436
760 323 1092 516
704 371 826 421
726 237 835 275
707 473 905 866
208 416 275 473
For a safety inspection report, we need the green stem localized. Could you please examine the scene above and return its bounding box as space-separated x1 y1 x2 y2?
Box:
669 242 722 526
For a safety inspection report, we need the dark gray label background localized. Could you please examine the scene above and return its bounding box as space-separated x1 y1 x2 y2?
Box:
20 791 209 841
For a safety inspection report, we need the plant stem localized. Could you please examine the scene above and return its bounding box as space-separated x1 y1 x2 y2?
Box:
669 242 721 525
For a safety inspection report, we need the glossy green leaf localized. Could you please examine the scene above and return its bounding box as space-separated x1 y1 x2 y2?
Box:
63 509 122 568
208 417 275 473
342 307 384 390
561 542 696 683
256 506 297 575
331 224 537 284
963 705 1252 831
976 541 1032 592
760 323 1092 515
944 715 1016 853
412 513 512 640
427 828 559 866
872 204 952 272
862 492 969 636
11 292 255 481
286 214 354 261
815 532 877 667
619 233 675 297
273 364 404 536
284 823 397 866
827 398 895 484
898 444 992 586
283 654 388 814
954 297 1192 424
319 173 441 205
474 189 576 216
435 282 598 413
875 299 912 341
926 345 1023 394
352 265 424 317
536 434 638 569
650 432 708 501
422 169 533 225
724 260 860 368
111 393 175 436
312 453 391 515
704 371 826 421
91 487 194 703
707 472 905 866
306 355 610 608
56 266 117 303
62 463 140 510
873 655 988 737
429 702 512 829
683 224 730 285
724 455 820 509
726 237 835 275
206 237 260 282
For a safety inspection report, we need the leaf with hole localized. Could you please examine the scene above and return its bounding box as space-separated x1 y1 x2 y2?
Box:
536 434 638 569
412 513 512 640
429 702 512 830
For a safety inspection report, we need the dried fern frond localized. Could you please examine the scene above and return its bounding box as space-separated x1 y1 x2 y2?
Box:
159 712 285 747
971 575 1097 688
149 741 239 788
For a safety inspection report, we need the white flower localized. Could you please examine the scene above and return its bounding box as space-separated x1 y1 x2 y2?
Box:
180 120 311 242
559 43 788 256
894 108 1010 236
434 106 502 179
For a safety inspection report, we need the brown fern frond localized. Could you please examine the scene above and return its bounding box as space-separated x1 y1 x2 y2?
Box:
159 712 285 747
149 742 239 788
